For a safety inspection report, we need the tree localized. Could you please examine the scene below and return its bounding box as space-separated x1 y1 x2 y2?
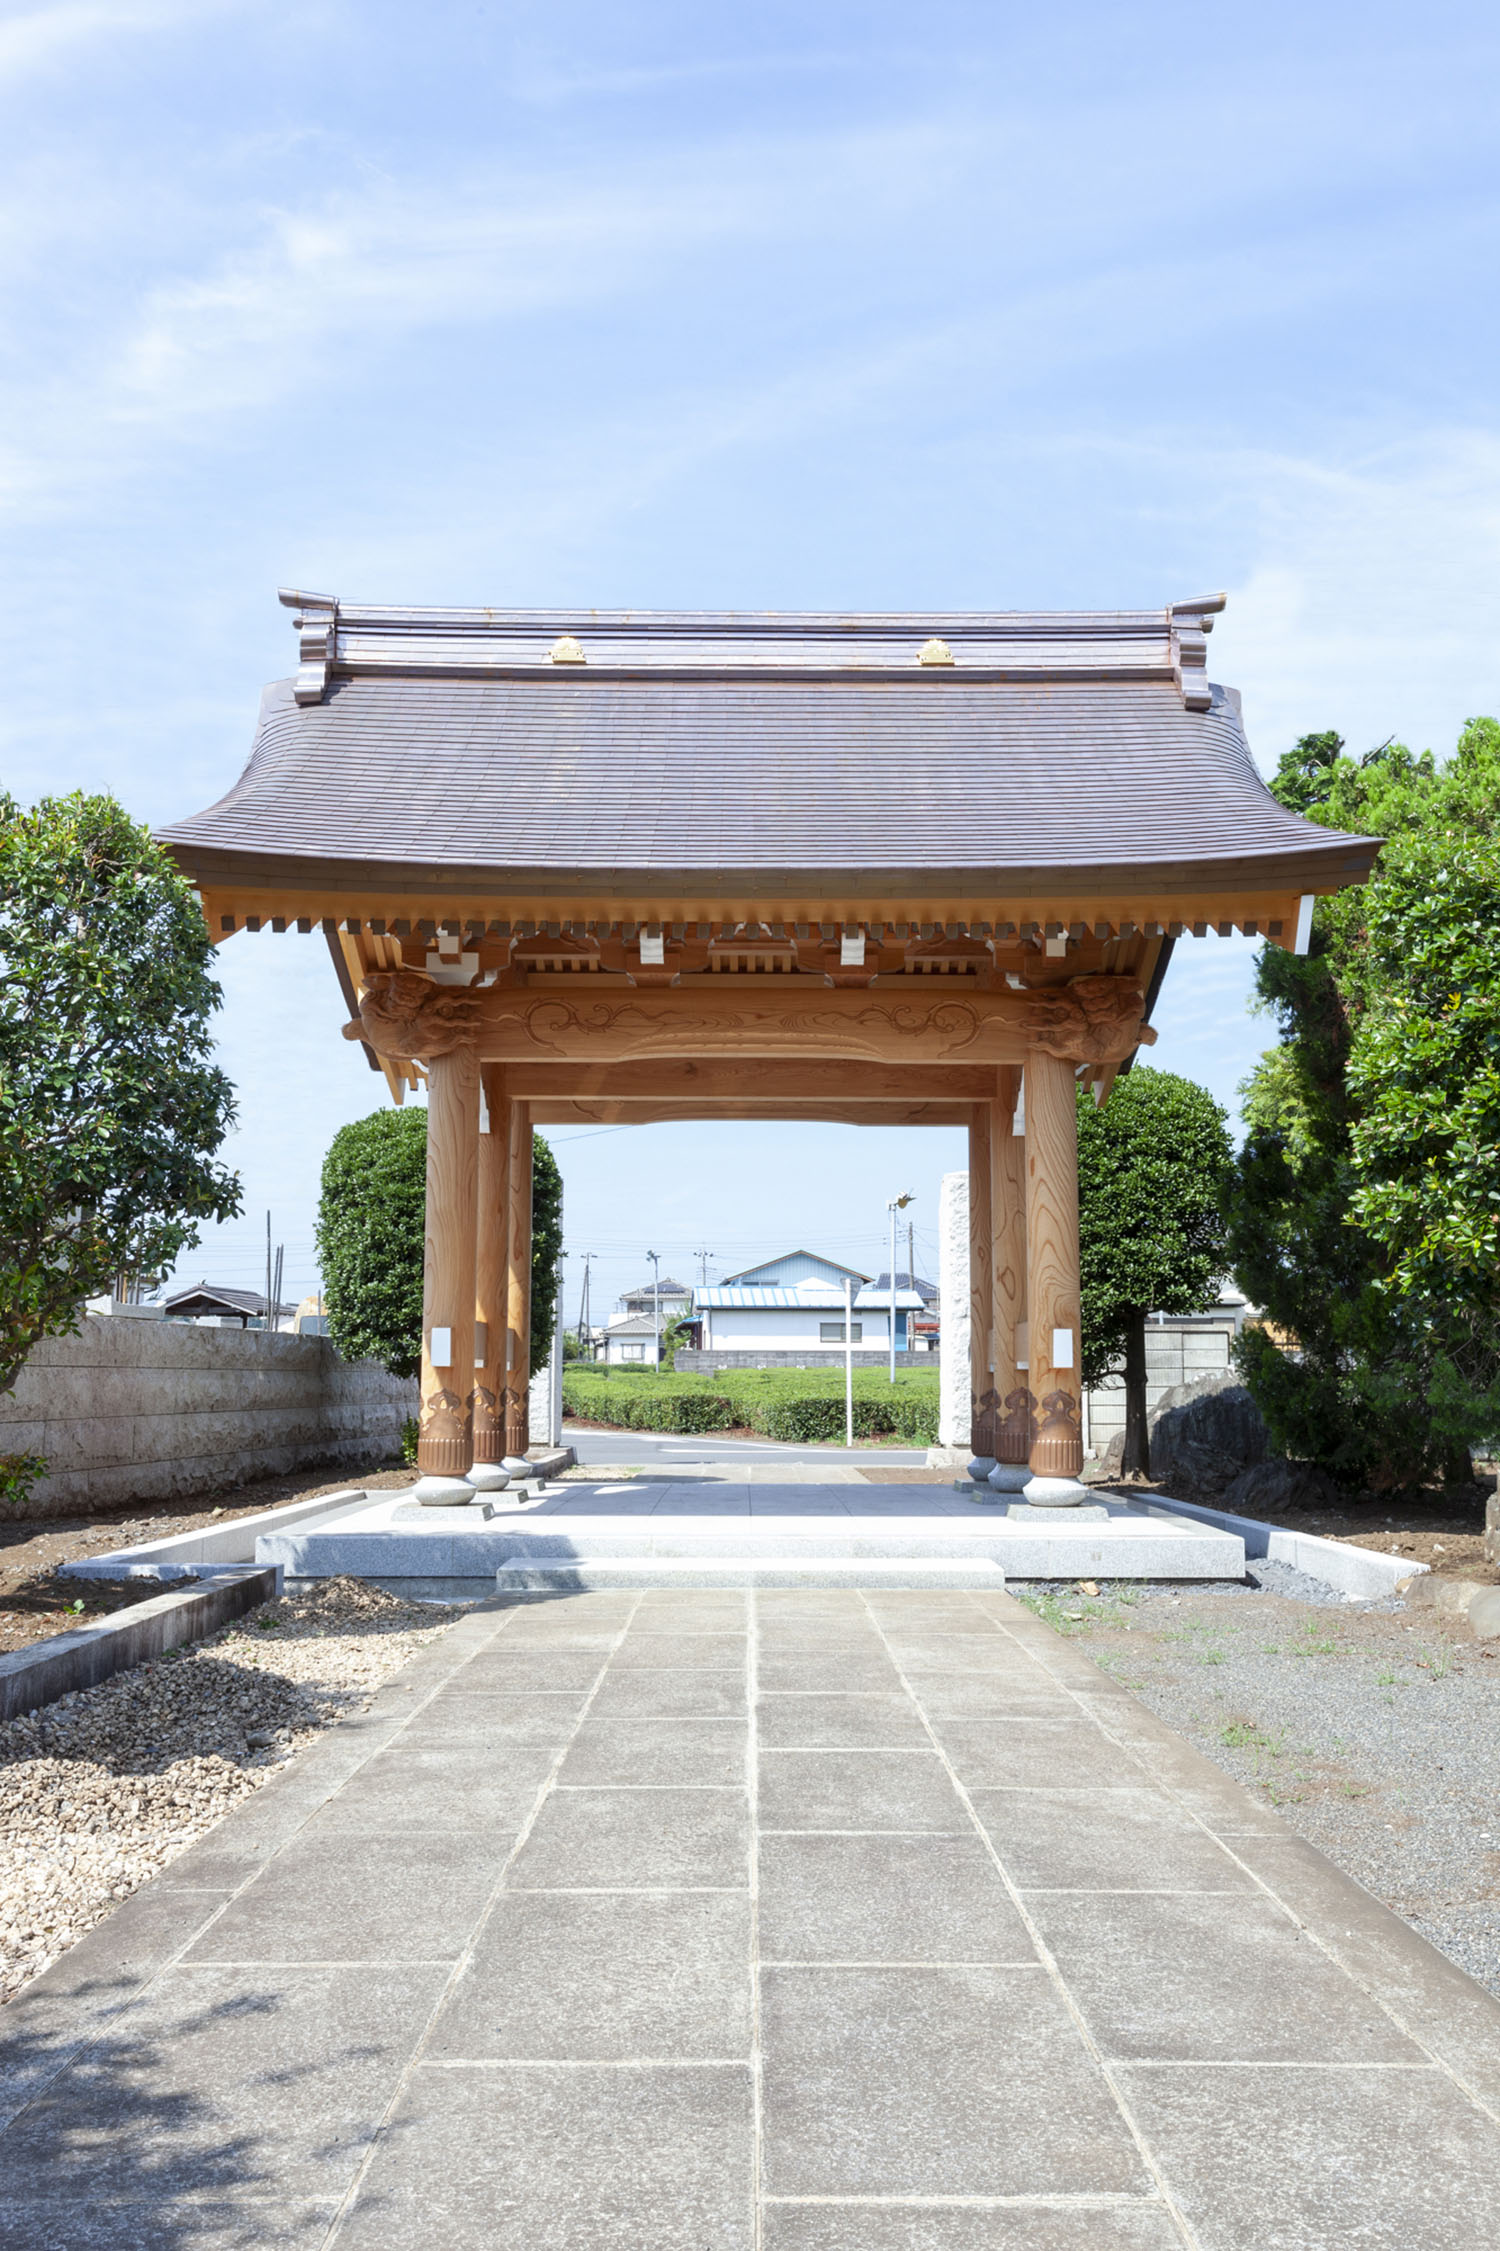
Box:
316 1107 564 1379
1227 719 1500 1484
1077 1066 1232 1476
316 1108 427 1377
0 792 239 1399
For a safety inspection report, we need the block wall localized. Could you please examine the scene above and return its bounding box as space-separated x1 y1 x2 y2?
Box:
0 1319 418 1517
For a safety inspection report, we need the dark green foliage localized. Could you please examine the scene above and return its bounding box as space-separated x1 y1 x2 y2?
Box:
316 1108 564 1379
1076 1067 1232 1473
1228 720 1500 1483
563 1367 939 1445
0 791 240 1400
316 1108 428 1377
529 1134 564 1376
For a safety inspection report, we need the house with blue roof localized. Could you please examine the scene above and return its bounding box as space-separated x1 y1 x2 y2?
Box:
691 1251 932 1368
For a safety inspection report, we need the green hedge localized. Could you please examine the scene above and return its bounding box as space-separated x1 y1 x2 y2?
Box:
562 1368 939 1445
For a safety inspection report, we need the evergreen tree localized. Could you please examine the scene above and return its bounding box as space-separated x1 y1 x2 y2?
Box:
1077 1067 1232 1475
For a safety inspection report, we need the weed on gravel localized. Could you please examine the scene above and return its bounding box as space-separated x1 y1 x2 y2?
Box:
0 1576 455 2005
1018 1577 1500 1999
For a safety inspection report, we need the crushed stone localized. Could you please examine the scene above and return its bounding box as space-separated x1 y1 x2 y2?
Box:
1032 1580 1500 2000
0 1576 454 2005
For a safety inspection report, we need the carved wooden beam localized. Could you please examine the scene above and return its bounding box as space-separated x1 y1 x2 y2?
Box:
343 972 1151 1070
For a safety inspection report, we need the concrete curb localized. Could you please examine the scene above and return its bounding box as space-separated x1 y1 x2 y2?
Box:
58 1487 384 1581
1139 1492 1430 1600
0 1567 278 1725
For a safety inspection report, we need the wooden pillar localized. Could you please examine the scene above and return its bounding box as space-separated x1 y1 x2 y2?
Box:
472 1066 509 1464
417 1042 480 1477
503 1097 533 1456
1022 1048 1084 1481
967 1103 994 1462
990 1064 1031 1466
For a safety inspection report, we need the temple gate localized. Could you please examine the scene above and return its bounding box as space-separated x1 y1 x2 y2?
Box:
162 594 1376 1503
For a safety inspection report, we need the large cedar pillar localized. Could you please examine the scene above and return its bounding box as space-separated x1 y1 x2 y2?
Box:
967 1103 994 1464
503 1097 533 1456
417 1042 480 1476
990 1064 1031 1469
1022 1048 1085 1486
472 1066 509 1464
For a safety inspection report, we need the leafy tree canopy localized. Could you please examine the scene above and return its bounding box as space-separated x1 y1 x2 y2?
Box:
1077 1066 1232 1474
0 792 239 1398
317 1107 563 1379
1228 720 1500 1483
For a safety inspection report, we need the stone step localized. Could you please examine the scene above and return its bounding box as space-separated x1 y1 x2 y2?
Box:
495 1556 1009 1592
492 1520 1016 1562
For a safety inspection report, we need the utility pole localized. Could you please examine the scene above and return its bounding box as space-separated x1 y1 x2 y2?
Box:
844 1275 854 1446
908 1218 916 1350
886 1193 915 1382
694 1247 714 1288
647 1248 661 1367
264 1212 272 1332
576 1252 595 1359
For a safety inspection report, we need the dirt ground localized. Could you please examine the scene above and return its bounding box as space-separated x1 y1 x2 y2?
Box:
0 1463 414 1659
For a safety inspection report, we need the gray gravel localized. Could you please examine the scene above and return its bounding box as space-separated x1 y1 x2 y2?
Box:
1027 1580 1500 1998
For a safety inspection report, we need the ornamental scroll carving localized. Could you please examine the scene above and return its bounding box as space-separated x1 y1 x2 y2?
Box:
1021 976 1157 1068
343 970 483 1059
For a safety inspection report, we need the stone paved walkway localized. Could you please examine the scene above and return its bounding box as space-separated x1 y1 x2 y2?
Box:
4 1586 1500 2247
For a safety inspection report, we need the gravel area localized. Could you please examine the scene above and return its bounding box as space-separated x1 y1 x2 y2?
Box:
1019 1576 1500 1998
0 1576 455 2006
0 1465 418 1657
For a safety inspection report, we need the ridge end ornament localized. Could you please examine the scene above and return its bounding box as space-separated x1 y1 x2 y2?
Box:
344 968 484 1059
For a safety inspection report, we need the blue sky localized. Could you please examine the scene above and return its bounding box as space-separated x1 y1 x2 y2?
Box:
4 0 1498 1317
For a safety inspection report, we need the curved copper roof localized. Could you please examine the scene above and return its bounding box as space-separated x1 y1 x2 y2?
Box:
159 595 1377 900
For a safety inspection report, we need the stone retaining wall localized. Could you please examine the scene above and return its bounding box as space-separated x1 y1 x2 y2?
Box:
0 1320 417 1516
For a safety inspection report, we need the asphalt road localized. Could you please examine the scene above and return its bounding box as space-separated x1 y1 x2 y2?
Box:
562 1425 931 1469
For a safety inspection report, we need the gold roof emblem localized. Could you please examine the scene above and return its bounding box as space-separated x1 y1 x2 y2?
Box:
918 636 954 666
549 633 586 664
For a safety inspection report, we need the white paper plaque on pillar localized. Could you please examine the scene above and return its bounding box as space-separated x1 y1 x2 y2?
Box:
1051 1326 1075 1370
429 1325 453 1369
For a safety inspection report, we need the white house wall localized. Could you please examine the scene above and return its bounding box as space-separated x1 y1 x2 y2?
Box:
702 1307 895 1353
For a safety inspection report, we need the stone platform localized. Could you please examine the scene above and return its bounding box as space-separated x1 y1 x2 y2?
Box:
256 1471 1245 1590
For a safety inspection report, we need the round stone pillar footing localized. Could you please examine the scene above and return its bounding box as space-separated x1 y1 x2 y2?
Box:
501 1455 533 1477
413 1475 476 1508
1021 1475 1091 1509
966 1457 998 1483
987 1463 1031 1493
467 1463 511 1493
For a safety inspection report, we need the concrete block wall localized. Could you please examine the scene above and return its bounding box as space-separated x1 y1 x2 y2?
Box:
0 1319 417 1516
1085 1323 1236 1450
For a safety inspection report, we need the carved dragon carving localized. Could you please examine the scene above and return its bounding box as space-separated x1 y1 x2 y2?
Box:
1021 976 1157 1067
343 970 484 1059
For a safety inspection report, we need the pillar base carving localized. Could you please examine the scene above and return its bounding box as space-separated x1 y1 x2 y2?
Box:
417 1432 471 1477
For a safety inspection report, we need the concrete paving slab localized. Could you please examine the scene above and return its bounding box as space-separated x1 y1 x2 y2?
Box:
7 1584 1500 2248
558 1715 748 1787
1116 2061 1500 2250
758 1833 1034 1962
509 1784 751 1889
428 1891 753 2062
758 1748 968 1834
1028 1890 1426 2063
755 1691 933 1749
760 1964 1149 2198
333 2060 755 2250
970 1786 1261 1894
0 1962 448 2202
761 2204 1184 2251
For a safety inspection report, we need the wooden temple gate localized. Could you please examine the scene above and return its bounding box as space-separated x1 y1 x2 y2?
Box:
162 595 1376 1499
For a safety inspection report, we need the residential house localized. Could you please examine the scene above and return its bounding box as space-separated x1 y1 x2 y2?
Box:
686 1250 928 1371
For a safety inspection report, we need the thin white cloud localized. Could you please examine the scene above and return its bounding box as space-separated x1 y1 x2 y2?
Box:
0 0 239 85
